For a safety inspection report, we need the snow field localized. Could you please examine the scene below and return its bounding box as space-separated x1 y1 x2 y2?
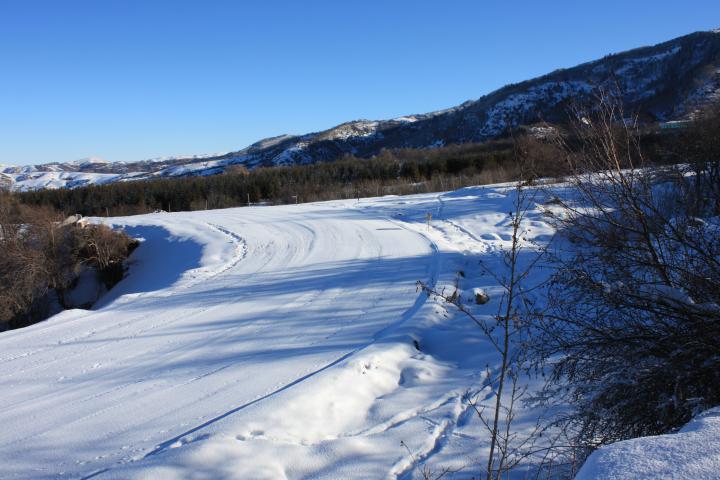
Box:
4 183 693 479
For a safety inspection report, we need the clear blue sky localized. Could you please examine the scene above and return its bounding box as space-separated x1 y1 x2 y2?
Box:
1 1 718 165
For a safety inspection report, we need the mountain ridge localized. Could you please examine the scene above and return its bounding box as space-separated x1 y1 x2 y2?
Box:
3 29 719 191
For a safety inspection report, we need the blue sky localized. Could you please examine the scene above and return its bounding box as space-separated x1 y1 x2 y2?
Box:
1 1 718 165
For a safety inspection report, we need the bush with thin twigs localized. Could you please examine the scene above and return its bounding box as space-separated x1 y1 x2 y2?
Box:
0 192 137 330
533 92 720 468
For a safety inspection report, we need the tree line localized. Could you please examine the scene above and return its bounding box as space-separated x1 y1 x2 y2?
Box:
16 124 687 219
17 141 526 217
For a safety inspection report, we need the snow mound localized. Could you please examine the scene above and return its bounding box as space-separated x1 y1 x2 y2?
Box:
576 408 720 480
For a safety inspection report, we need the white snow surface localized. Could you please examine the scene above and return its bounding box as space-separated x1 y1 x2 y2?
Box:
576 408 720 480
5 171 122 191
0 185 558 479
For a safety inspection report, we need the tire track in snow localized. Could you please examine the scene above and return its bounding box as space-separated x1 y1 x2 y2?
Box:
0 221 247 371
176 222 248 290
80 210 442 479
0 264 334 450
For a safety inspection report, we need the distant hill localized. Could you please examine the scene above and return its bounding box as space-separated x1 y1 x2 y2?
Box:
3 29 719 191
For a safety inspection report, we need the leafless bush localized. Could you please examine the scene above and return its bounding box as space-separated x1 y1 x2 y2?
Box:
533 90 720 463
0 193 137 330
79 224 138 287
0 195 68 327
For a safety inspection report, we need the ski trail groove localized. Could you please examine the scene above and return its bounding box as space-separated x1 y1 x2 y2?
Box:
78 209 440 479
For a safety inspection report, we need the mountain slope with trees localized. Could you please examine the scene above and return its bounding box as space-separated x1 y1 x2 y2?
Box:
2 29 719 191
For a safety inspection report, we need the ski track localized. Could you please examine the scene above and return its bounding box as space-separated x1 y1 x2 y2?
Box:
0 225 250 384
82 202 443 478
0 198 448 480
0 222 247 371
1 187 547 480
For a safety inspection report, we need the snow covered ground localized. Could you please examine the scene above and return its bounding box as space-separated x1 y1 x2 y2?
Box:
576 408 720 480
4 170 125 191
3 182 693 479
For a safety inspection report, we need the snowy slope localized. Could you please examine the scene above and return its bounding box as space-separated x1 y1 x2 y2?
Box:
0 184 557 479
576 408 720 480
5 171 124 191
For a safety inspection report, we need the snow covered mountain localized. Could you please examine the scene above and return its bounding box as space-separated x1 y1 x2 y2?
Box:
3 29 719 191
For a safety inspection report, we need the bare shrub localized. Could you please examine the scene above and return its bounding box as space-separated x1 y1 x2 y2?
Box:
0 193 137 330
534 91 720 462
79 224 139 288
